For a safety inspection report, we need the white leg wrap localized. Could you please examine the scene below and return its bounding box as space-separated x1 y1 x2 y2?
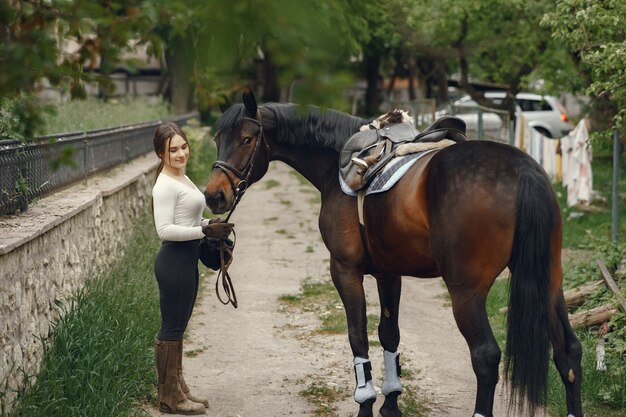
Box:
566 415 576 417
474 414 486 417
381 350 402 395
353 357 376 403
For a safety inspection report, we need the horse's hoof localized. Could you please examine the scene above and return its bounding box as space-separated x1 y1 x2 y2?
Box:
356 398 376 417
380 391 402 417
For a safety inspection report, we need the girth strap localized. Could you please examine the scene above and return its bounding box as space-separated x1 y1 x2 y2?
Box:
356 191 377 273
357 191 365 226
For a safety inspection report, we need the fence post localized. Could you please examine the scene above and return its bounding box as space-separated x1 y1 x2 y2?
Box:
612 128 620 243
477 108 484 140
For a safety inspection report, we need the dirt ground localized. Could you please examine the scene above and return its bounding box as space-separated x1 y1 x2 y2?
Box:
148 162 524 417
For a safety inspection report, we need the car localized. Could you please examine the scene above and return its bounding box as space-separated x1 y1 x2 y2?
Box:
442 92 573 138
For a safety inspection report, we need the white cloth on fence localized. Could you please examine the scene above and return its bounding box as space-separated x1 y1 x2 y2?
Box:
515 115 593 204
560 120 592 206
514 114 529 151
527 128 559 181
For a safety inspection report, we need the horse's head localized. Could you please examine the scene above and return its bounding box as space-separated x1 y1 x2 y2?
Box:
204 89 271 214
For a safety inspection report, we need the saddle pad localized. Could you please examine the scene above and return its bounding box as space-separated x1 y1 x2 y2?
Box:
339 149 436 197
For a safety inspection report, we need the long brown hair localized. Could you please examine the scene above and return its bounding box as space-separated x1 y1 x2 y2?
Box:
153 122 190 180
151 122 190 215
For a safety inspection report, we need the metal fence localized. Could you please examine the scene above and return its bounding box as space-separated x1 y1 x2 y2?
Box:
0 112 198 215
445 104 513 144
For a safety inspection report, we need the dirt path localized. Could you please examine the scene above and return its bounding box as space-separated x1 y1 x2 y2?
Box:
149 162 515 417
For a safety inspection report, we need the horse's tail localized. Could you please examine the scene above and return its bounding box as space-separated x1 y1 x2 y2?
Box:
505 166 556 414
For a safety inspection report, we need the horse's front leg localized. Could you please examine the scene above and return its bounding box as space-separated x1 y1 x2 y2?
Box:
330 257 376 417
374 274 403 417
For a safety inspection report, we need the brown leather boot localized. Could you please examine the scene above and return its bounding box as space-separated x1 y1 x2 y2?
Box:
155 340 205 415
177 339 209 408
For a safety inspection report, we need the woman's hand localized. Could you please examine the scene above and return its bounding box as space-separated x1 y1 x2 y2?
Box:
203 219 234 239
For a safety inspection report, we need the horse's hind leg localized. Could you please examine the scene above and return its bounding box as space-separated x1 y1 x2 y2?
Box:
374 274 403 417
550 291 583 417
448 287 501 417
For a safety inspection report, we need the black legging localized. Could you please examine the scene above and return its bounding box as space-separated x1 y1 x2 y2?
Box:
154 240 201 341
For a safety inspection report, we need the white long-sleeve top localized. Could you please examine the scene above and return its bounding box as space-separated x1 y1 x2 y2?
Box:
152 173 209 241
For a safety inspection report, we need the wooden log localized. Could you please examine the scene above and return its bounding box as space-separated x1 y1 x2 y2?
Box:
597 258 626 312
564 280 604 307
569 303 617 329
498 280 603 314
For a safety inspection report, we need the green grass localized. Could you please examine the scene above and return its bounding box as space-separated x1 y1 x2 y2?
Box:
290 170 312 187
486 263 626 416
41 97 171 135
398 385 430 417
559 154 626 248
263 179 281 189
4 215 161 417
279 280 380 335
299 381 347 417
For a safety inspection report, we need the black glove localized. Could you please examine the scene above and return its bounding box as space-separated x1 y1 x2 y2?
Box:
202 220 234 240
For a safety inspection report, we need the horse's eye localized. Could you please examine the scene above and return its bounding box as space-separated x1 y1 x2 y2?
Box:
241 136 253 145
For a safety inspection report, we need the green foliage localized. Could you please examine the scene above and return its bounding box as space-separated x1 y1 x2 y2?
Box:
0 1 160 138
0 95 51 140
543 0 626 127
186 0 362 110
13 174 30 197
590 130 618 156
601 310 626 408
180 121 216 187
4 216 161 417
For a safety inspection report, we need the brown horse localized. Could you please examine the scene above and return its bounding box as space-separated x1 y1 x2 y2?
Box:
204 90 583 417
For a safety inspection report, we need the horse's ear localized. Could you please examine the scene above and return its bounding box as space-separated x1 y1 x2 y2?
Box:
218 95 232 114
242 87 257 117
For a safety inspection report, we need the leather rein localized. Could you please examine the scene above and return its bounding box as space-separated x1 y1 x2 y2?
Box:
210 110 270 308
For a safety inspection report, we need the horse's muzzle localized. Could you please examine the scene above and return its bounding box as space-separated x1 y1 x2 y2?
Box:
205 189 231 214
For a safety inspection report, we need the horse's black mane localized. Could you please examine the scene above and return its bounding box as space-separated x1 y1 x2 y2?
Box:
217 103 367 152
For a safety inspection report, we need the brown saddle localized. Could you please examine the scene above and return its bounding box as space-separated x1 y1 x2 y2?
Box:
340 115 467 191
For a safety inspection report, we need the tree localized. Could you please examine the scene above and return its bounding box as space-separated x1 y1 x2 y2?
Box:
380 0 576 118
0 0 155 138
0 0 367 135
543 0 626 131
188 0 362 111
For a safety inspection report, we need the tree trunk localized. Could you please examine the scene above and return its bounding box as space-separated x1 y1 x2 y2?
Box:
589 94 619 133
364 50 381 117
164 38 195 114
407 59 416 101
433 60 448 104
262 51 281 103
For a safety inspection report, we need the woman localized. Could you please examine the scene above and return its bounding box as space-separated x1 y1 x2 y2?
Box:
151 122 233 415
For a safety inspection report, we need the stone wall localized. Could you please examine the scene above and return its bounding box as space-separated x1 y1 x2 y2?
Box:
0 155 158 410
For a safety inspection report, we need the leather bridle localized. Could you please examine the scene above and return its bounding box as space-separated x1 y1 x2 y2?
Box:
212 110 270 221
209 109 270 308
